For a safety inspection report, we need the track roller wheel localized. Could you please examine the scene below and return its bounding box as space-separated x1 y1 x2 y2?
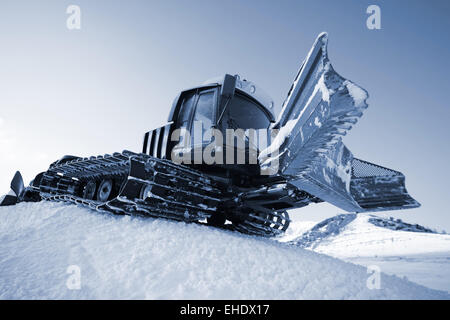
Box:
97 179 113 202
83 181 97 200
139 184 153 200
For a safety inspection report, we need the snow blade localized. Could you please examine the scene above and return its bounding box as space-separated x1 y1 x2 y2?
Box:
259 33 419 213
288 141 420 212
350 158 420 212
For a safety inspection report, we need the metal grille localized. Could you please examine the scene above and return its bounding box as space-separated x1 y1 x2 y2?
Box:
352 158 400 178
142 123 172 159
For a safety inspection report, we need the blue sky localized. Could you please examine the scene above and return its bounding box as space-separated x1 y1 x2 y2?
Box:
1 0 449 230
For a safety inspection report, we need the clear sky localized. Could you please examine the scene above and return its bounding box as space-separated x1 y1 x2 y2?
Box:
1 0 449 230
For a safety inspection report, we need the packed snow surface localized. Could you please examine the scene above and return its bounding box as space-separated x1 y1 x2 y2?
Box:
285 213 450 293
0 202 448 299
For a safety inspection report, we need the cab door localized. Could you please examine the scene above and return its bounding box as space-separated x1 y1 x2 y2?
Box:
171 87 218 165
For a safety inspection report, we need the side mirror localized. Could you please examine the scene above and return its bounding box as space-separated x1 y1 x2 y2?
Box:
216 74 236 126
220 74 236 99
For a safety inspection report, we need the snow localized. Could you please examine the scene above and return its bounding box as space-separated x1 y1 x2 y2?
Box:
314 116 322 128
347 253 450 294
325 155 352 193
258 119 296 161
0 202 448 299
286 214 450 293
344 80 368 107
278 220 317 243
297 214 450 257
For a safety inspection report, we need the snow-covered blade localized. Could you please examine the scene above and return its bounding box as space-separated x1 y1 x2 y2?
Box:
259 33 419 213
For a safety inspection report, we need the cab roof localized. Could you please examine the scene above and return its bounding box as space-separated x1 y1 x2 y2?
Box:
168 74 276 123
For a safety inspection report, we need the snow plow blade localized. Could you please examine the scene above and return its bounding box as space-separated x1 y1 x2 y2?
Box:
349 158 420 212
259 33 419 212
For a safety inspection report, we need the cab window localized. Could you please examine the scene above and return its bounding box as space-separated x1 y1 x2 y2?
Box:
192 89 216 145
177 92 195 129
221 94 271 130
193 91 214 130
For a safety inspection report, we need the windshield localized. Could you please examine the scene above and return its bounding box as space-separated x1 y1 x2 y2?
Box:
221 94 270 130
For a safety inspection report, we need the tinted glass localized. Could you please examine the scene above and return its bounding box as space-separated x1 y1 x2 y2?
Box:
222 95 270 130
193 91 214 133
177 93 195 128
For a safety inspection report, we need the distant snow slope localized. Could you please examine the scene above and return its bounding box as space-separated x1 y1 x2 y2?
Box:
286 214 450 292
0 202 448 299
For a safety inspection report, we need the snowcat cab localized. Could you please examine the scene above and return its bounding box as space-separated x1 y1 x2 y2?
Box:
142 74 276 178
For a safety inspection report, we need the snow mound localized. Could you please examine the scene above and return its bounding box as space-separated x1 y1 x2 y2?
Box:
0 202 448 299
286 213 450 293
289 213 358 248
289 213 449 256
278 220 317 243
